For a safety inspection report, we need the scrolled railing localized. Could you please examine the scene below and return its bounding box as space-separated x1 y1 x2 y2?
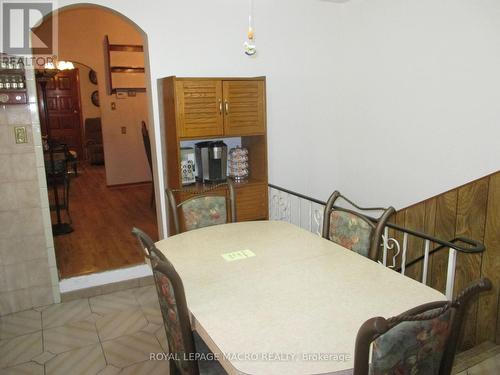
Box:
268 184 486 300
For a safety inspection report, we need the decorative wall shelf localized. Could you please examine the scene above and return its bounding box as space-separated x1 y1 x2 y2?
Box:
104 35 146 94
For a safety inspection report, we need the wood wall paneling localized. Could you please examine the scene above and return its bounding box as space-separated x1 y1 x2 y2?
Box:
454 178 488 349
429 190 458 294
395 172 500 350
476 174 500 344
404 203 426 281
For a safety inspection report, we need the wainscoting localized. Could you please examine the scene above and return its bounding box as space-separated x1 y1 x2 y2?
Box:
269 170 500 351
393 171 500 351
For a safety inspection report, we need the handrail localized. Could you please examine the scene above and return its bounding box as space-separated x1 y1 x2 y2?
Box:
268 183 485 255
395 237 485 272
268 183 486 299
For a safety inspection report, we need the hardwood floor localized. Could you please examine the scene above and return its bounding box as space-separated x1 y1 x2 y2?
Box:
49 163 158 279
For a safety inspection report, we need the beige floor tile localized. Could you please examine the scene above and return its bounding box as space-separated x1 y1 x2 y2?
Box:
142 322 161 334
0 331 43 368
155 325 168 353
42 299 92 329
45 344 106 375
97 364 121 375
43 320 99 354
465 352 500 374
141 302 163 326
89 289 139 316
32 350 56 365
96 308 148 342
0 309 41 339
0 361 44 375
101 331 163 368
133 286 158 307
120 359 170 375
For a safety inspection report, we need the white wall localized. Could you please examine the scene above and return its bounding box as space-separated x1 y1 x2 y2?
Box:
54 0 500 231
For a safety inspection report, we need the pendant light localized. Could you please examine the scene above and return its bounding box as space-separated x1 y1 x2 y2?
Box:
244 0 256 56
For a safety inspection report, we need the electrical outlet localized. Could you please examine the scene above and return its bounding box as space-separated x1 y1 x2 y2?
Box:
14 126 28 144
111 102 116 110
121 126 127 134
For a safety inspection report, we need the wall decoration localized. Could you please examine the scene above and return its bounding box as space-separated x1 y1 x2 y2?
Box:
244 0 256 56
91 90 99 107
89 69 98 84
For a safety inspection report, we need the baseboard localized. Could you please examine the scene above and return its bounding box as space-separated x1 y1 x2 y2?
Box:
59 264 153 302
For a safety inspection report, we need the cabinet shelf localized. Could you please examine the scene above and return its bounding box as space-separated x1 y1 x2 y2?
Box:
0 88 27 93
183 177 267 192
0 68 25 74
110 67 145 73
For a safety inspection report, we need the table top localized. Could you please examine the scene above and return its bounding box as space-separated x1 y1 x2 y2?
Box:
156 221 446 375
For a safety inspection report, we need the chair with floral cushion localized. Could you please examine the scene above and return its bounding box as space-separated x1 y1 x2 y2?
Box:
166 181 236 235
353 278 492 375
322 191 395 261
132 227 227 375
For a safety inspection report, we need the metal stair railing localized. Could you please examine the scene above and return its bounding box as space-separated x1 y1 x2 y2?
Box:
268 184 486 300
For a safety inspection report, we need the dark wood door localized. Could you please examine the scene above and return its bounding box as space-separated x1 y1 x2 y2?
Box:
38 69 83 156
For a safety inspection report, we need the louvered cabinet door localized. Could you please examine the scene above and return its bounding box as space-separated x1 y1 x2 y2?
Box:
175 80 224 138
222 80 266 136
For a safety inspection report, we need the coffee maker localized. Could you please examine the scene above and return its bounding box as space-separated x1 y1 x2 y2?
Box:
195 141 227 182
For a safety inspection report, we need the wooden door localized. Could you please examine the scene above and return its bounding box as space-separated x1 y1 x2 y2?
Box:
222 80 266 136
38 69 83 156
174 80 224 138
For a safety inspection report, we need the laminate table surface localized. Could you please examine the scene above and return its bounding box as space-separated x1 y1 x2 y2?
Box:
155 221 446 375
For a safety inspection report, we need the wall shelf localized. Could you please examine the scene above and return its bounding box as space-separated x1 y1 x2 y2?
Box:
104 35 146 94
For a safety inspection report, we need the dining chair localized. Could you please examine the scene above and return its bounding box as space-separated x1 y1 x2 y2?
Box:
353 278 492 375
166 181 236 235
131 227 227 375
45 142 72 224
322 191 395 261
84 117 104 165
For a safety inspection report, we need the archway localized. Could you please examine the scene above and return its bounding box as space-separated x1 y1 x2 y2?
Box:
32 4 163 284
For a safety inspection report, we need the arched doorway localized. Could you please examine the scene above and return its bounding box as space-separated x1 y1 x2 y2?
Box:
32 5 161 282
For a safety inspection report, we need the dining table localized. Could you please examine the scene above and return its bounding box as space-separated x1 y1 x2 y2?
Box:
155 220 446 375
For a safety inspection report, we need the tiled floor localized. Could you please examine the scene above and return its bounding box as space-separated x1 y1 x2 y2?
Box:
453 341 500 375
2 284 500 375
0 286 170 375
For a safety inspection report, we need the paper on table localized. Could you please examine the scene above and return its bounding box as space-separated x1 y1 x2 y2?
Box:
221 249 256 262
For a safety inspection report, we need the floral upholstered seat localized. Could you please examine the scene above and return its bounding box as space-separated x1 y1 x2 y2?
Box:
132 227 228 375
322 190 395 261
353 278 492 375
328 210 373 257
371 309 452 375
166 182 236 235
181 196 227 232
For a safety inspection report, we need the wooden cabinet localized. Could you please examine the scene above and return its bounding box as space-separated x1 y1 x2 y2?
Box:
173 78 266 139
161 76 269 235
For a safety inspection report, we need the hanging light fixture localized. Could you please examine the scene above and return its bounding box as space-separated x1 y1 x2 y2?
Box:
244 0 256 56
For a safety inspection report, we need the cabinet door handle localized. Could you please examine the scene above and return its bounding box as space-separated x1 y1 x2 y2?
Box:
219 99 222 115
224 100 229 115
